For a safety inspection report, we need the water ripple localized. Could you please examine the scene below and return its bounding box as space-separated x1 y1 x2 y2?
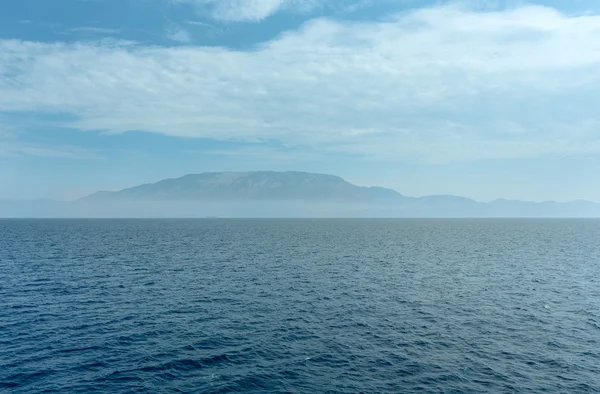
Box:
1 219 600 393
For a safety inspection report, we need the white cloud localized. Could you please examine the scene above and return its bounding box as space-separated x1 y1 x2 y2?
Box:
177 0 318 22
70 27 121 34
2 4 600 163
166 27 193 42
212 0 288 21
186 20 216 28
0 140 104 159
192 145 327 162
0 115 102 160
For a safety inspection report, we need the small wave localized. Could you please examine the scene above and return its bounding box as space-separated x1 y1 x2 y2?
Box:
4 219 600 392
57 346 101 354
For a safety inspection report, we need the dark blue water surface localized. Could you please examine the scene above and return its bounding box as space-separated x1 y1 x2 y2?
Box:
1 219 600 393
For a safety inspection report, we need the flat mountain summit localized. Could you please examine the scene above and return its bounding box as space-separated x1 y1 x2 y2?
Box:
81 171 404 203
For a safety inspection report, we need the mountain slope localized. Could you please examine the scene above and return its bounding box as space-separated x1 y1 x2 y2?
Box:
3 171 600 217
80 171 406 203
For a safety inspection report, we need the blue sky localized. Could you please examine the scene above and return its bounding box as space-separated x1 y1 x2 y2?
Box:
2 0 600 202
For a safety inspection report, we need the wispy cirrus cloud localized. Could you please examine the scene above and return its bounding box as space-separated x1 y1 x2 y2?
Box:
175 0 320 22
69 27 121 34
166 27 193 42
0 116 103 160
0 139 104 160
2 4 600 163
186 20 216 28
192 144 330 163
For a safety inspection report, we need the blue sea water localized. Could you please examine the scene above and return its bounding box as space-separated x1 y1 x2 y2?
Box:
1 219 600 393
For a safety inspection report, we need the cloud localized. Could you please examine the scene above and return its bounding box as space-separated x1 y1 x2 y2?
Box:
191 145 328 162
0 140 104 159
0 116 103 160
70 27 121 34
166 27 193 42
186 20 216 28
2 4 600 163
176 0 319 22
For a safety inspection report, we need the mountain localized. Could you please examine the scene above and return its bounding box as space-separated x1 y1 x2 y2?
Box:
80 171 406 203
2 171 600 218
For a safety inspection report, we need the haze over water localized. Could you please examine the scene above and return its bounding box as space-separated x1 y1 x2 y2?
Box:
2 219 600 393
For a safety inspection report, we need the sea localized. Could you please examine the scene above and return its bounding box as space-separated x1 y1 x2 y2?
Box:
1 219 600 393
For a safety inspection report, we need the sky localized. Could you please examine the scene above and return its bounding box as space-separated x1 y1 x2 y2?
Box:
2 0 600 202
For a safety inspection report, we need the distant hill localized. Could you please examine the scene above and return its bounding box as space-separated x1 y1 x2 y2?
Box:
2 171 600 218
79 171 407 203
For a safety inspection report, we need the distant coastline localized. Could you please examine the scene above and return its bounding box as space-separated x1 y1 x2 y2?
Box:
2 171 600 218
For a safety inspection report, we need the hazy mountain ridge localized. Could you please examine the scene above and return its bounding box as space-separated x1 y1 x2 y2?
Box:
80 171 407 203
2 171 599 217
